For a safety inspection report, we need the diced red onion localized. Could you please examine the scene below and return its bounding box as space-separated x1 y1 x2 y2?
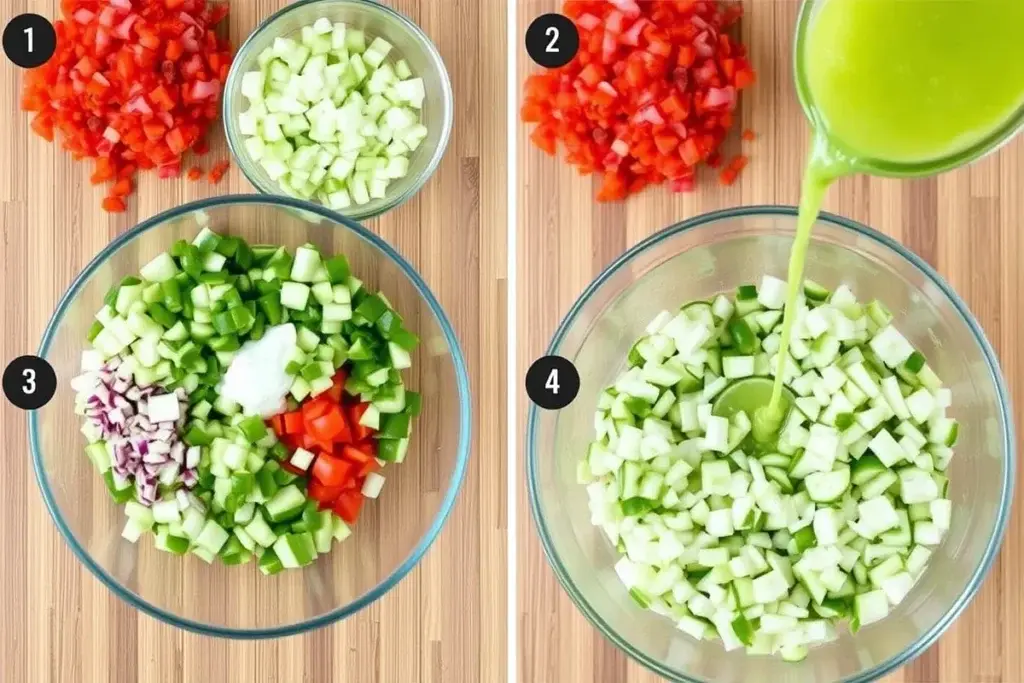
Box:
142 451 168 465
149 441 171 456
75 357 192 507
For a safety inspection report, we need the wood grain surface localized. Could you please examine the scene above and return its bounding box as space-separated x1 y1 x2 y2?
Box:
0 1 506 682
516 1 1023 682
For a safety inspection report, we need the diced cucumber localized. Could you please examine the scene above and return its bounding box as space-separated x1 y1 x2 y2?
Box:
581 278 956 660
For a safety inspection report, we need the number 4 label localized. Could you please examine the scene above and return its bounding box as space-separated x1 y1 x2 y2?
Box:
526 356 579 410
545 368 560 394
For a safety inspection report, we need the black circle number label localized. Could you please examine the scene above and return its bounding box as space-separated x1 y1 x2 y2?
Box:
525 14 579 69
3 14 57 69
526 355 580 410
3 355 57 410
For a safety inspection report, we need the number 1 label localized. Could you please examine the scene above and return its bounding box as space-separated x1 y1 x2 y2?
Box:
3 14 56 69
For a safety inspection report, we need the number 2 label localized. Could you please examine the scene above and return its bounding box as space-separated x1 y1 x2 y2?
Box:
525 14 579 69
545 26 559 53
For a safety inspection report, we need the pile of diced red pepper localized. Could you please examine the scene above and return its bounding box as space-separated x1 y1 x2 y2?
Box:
268 368 378 525
20 0 235 212
521 0 757 200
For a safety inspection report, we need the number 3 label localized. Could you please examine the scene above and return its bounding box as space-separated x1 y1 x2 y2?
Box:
526 356 580 410
22 368 36 395
3 355 56 410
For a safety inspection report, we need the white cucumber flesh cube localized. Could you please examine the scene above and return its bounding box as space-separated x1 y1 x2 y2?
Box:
241 71 265 101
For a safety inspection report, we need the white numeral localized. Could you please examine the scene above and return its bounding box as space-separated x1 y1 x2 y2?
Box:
545 368 560 394
545 26 559 53
22 368 36 395
24 27 33 53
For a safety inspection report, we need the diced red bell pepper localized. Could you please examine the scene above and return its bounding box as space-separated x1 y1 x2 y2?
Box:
282 411 304 435
357 458 381 478
332 490 365 524
312 452 354 488
269 414 285 436
341 444 373 465
520 0 754 200
353 440 377 459
348 403 375 442
308 478 345 509
302 396 332 422
101 196 126 213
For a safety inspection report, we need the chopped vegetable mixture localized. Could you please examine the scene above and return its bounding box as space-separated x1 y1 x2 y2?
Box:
74 227 419 572
581 277 956 660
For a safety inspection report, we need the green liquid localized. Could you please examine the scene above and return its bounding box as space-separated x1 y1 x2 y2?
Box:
716 377 794 455
804 0 1024 166
753 0 1024 440
754 139 841 441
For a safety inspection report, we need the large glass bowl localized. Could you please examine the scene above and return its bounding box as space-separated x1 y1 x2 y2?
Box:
223 0 454 220
31 195 471 637
527 207 1014 682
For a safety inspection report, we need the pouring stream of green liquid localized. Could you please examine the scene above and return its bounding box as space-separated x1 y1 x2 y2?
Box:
748 0 1024 444
751 138 839 442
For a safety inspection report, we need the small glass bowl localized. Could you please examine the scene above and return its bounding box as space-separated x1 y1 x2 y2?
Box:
31 195 471 637
223 0 454 219
527 206 1015 682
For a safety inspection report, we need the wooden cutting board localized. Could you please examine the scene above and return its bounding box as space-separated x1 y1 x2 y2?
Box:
0 1 506 682
516 1 1023 682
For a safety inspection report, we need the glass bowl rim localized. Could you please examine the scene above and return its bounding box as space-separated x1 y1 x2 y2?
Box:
222 0 455 221
526 204 1016 683
30 193 473 639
